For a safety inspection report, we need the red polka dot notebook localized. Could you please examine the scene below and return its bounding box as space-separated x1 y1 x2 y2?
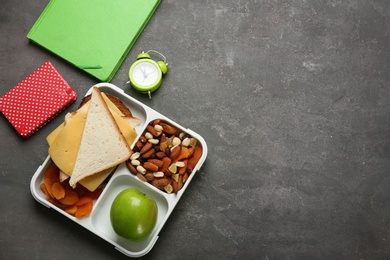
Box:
0 61 77 138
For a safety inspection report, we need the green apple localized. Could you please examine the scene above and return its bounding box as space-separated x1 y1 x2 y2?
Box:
110 188 158 241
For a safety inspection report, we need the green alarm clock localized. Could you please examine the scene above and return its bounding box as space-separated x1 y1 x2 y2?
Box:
129 50 168 98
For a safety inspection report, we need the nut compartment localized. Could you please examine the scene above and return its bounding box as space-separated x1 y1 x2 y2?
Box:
30 83 208 257
129 118 204 194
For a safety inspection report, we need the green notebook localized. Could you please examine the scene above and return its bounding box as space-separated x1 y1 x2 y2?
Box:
27 0 160 82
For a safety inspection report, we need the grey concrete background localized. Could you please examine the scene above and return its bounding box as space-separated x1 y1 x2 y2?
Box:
1 0 389 259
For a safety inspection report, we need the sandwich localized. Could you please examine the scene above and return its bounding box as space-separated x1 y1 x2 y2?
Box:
47 87 140 191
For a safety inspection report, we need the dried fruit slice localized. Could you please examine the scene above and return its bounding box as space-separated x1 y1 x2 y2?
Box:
51 182 66 200
75 200 93 218
65 205 78 215
187 143 202 169
58 188 79 206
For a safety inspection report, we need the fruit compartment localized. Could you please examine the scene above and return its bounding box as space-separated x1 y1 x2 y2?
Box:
30 83 208 257
90 168 171 256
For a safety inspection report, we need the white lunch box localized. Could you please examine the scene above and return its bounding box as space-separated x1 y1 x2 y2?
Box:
30 83 208 257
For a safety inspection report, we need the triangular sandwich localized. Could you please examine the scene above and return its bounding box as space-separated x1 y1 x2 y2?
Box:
68 87 131 187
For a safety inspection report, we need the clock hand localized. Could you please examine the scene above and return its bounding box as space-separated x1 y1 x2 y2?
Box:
142 68 147 76
139 68 148 82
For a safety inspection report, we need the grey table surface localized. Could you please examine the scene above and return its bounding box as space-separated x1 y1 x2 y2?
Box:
1 0 390 259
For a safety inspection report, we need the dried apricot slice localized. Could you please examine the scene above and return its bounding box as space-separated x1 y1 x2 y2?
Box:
40 162 105 218
40 182 50 198
44 178 54 199
44 164 60 182
58 188 79 206
51 182 65 200
75 196 92 207
187 144 202 169
178 159 188 175
174 147 190 162
75 200 93 218
65 205 78 215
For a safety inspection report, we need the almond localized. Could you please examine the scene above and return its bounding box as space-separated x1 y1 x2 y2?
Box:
156 151 166 159
164 169 172 177
140 142 152 154
144 161 159 172
172 180 179 194
141 148 155 159
148 159 164 169
139 135 147 143
126 161 137 175
178 175 183 190
161 123 178 135
147 124 159 137
145 173 155 182
152 178 170 190
160 133 167 143
183 172 189 183
137 173 147 182
152 119 161 125
135 141 143 151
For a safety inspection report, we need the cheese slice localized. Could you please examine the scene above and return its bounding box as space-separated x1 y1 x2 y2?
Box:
78 167 114 191
102 93 124 116
48 102 89 176
46 121 65 146
59 168 115 192
101 93 137 146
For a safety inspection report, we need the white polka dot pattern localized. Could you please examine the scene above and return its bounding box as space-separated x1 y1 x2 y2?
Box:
0 61 77 138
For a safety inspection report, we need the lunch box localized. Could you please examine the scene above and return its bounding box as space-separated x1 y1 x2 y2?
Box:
30 83 208 257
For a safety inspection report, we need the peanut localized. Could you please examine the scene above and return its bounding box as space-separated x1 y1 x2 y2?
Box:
153 171 164 178
130 152 140 160
145 132 153 140
131 159 140 166
136 165 146 175
148 138 159 144
154 124 163 132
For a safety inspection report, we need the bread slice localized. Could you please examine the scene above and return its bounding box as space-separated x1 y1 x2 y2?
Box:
68 87 131 187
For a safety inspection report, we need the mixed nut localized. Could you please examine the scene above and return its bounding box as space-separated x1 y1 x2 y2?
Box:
126 119 203 194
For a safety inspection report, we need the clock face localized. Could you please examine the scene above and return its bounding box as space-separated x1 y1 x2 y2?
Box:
131 61 159 87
